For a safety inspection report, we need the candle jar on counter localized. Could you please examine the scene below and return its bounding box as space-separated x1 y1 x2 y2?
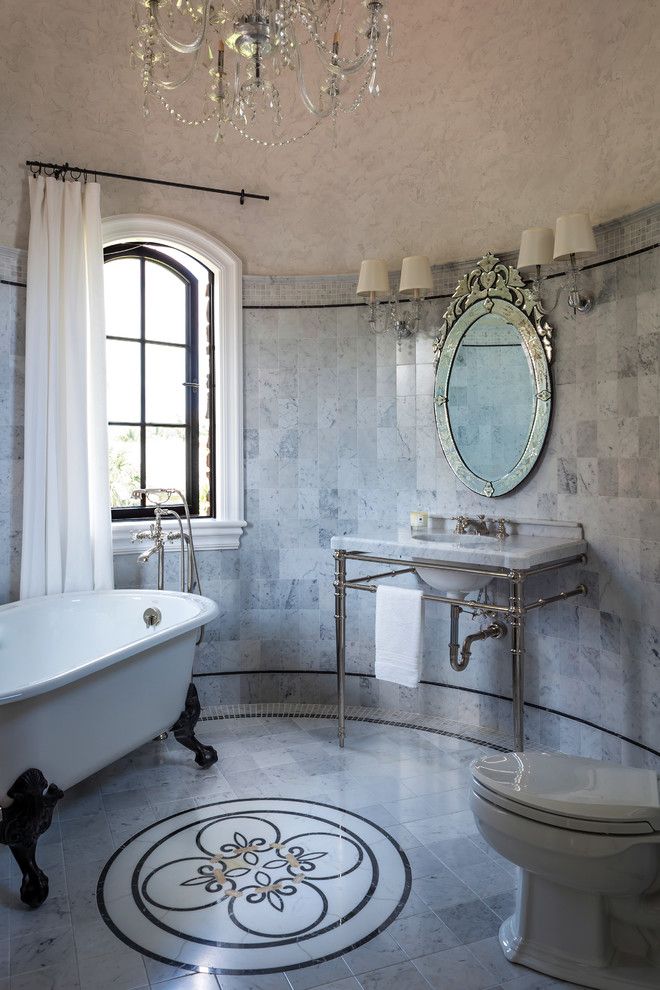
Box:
409 510 428 535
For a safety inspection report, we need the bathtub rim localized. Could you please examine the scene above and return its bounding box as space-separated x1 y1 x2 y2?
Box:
0 589 218 706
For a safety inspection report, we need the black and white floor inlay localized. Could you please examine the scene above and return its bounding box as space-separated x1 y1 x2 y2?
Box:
98 797 411 975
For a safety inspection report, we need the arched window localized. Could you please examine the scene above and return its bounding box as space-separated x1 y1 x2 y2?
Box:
102 215 245 551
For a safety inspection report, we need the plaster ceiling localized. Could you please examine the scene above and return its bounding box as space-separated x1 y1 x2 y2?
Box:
1 0 659 275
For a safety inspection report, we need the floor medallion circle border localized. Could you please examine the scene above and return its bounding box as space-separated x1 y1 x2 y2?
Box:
96 796 413 976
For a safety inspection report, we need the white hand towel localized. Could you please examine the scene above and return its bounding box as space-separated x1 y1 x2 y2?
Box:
375 585 424 688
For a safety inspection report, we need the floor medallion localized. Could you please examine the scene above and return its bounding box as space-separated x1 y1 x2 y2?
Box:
97 797 411 974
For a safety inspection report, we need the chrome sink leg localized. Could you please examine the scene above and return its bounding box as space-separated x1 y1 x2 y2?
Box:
509 571 525 751
334 550 347 748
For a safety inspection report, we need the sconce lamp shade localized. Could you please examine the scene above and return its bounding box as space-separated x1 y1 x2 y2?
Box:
517 227 554 269
399 255 433 295
553 212 597 260
357 259 390 296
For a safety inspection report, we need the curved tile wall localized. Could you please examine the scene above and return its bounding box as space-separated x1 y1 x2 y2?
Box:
1 205 658 769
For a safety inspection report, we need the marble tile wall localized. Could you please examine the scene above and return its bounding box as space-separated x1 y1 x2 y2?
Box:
0 206 658 770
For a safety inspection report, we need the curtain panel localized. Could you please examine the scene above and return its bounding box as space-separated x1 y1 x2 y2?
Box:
20 175 113 598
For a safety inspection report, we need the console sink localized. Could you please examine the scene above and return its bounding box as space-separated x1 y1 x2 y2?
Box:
330 520 587 600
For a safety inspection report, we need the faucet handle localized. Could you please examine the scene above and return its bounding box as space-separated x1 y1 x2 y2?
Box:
496 518 508 541
454 515 467 535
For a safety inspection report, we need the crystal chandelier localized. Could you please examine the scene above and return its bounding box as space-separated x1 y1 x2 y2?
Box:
131 1 393 147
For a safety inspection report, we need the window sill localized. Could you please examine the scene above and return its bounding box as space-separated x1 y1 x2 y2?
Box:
112 517 247 555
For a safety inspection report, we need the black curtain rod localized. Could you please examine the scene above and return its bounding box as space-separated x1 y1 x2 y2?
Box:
25 160 269 205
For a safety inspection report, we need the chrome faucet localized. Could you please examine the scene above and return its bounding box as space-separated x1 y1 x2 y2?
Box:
455 514 490 536
132 489 200 594
131 488 205 642
453 515 509 540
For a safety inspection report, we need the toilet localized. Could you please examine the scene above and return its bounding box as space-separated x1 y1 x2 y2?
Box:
470 751 660 990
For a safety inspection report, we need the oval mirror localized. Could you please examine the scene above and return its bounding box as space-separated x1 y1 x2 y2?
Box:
434 254 553 497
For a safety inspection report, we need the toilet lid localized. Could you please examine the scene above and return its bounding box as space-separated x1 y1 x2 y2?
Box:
471 751 660 831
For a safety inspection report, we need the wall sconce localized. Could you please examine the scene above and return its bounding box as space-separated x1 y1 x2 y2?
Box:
517 227 554 302
356 259 390 333
357 255 433 340
517 212 597 316
553 212 597 314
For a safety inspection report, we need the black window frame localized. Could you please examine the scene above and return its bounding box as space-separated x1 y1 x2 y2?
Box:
104 241 215 521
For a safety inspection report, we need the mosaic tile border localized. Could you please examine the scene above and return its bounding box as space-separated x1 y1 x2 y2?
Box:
2 202 658 306
200 702 511 752
0 245 27 285
242 202 660 307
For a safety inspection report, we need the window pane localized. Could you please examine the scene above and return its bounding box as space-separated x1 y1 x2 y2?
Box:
104 258 141 338
145 260 187 343
145 426 186 494
108 426 141 507
145 343 186 424
107 339 141 422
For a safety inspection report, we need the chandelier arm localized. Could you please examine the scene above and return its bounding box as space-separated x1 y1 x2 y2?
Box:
150 0 212 55
305 5 382 76
293 44 335 119
152 43 203 91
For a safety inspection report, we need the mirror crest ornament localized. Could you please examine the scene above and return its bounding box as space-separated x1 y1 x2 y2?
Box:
433 253 554 498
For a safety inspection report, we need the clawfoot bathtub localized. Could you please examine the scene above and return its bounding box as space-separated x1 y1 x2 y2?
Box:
0 589 219 907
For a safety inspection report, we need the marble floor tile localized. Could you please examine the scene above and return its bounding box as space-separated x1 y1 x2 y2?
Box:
435 899 502 944
448 860 518 900
77 945 149 990
285 957 352 990
386 910 459 958
9 959 82 990
0 717 525 990
342 932 408 975
412 945 497 990
357 960 432 990
9 928 76 978
466 937 555 986
308 979 361 990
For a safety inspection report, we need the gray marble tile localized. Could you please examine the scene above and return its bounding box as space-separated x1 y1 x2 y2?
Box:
357 961 431 990
9 960 81 990
436 899 502 944
412 946 496 990
387 910 460 958
342 933 408 975
285 958 352 990
77 945 148 990
217 974 291 990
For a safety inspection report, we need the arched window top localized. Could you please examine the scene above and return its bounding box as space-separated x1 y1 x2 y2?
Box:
102 215 244 552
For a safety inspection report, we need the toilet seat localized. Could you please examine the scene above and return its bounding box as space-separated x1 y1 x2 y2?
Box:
471 751 660 836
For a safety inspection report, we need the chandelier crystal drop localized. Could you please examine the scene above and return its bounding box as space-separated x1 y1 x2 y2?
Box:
131 0 393 147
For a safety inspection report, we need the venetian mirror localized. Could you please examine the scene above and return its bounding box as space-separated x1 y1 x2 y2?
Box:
433 254 553 497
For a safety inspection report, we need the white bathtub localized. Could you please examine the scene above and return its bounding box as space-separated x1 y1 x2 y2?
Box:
0 589 219 803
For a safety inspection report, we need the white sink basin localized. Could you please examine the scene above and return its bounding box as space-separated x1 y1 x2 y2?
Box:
411 534 495 598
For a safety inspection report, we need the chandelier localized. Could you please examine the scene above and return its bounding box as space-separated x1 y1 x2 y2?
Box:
131 1 393 147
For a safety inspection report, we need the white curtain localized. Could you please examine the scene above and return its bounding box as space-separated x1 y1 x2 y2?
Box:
20 175 114 599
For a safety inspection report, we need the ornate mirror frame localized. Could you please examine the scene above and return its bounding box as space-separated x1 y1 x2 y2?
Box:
433 253 553 498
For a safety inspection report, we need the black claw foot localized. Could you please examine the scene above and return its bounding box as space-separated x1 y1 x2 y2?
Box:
172 683 218 769
0 768 63 908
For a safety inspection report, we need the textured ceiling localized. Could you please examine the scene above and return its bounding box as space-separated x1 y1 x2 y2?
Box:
1 0 659 275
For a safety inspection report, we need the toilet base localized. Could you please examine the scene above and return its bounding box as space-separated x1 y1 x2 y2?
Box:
500 915 660 990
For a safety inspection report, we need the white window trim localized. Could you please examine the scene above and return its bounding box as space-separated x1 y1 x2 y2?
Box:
102 214 246 553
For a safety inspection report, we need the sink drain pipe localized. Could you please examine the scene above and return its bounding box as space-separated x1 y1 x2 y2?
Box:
449 606 507 672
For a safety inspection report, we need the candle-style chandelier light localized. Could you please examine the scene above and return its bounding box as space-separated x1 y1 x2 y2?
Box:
131 1 393 147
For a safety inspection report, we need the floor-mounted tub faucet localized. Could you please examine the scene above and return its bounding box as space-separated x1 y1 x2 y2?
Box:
131 488 205 643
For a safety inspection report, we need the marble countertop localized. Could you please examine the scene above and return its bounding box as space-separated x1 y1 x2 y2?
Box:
330 529 588 572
